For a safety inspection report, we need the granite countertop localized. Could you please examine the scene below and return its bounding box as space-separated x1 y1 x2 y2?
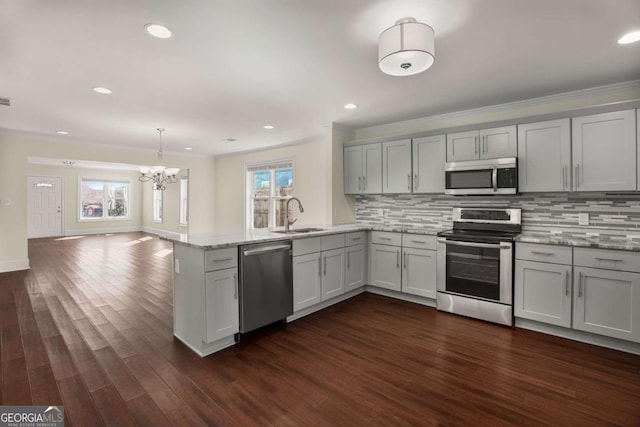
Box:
517 230 640 252
161 223 449 250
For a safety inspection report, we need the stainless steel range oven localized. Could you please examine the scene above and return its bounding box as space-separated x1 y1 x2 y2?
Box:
436 207 521 326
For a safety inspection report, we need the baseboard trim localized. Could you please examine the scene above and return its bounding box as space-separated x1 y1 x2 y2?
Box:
65 226 142 236
365 286 437 308
515 318 640 355
0 258 30 273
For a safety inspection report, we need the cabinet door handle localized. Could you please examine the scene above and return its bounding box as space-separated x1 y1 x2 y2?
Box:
575 164 580 189
562 166 566 189
474 136 478 155
379 237 392 241
407 173 411 190
347 252 350 269
482 135 486 154
595 257 623 263
351 237 362 241
396 250 400 268
318 256 322 277
233 272 238 300
564 271 570 296
578 272 583 298
403 251 407 269
323 256 327 276
212 257 233 263
411 240 426 244
531 251 554 256
414 173 418 190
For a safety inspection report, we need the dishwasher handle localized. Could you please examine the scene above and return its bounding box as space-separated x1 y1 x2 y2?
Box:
242 243 291 256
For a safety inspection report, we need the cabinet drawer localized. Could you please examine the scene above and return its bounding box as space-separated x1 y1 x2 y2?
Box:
516 243 572 265
574 248 640 273
402 234 436 250
371 231 401 246
204 247 238 272
321 233 345 251
345 231 366 246
293 237 321 256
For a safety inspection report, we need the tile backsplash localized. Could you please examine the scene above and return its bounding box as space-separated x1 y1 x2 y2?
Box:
355 192 640 233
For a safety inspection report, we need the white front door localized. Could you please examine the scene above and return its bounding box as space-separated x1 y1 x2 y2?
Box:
28 176 63 238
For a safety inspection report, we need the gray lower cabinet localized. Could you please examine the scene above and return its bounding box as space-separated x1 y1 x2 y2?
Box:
205 268 239 343
345 244 366 291
401 247 436 298
293 234 347 312
514 260 572 327
370 243 402 291
173 244 239 357
370 231 437 298
573 265 640 343
292 252 322 312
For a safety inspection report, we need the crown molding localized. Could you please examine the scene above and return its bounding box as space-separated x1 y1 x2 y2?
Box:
355 80 640 140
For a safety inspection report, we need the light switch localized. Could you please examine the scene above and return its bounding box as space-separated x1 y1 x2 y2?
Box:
0 199 11 207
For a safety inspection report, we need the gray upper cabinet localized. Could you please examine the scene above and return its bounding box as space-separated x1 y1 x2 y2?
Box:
382 139 412 194
412 135 445 193
446 130 478 161
344 143 382 194
518 119 571 192
447 125 517 161
572 109 637 191
637 109 640 191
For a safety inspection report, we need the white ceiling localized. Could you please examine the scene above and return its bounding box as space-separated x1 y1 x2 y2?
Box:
1 0 639 157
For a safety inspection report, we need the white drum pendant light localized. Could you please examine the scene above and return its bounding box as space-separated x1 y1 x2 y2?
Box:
378 17 435 76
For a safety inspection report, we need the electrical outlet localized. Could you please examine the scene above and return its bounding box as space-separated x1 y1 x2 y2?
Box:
0 198 10 207
175 259 180 274
578 213 589 226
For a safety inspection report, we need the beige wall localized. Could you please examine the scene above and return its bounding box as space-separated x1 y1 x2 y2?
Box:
27 164 143 234
214 137 329 232
0 130 215 270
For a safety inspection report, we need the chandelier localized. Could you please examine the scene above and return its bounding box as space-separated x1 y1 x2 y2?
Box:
139 128 180 190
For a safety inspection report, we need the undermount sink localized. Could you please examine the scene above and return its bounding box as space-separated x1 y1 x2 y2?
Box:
272 227 325 234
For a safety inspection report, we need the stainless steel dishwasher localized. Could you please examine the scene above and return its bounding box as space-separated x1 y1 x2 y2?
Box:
238 240 293 335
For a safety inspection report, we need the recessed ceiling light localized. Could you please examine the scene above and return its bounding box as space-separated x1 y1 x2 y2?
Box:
618 30 640 44
56 130 69 135
145 23 172 39
93 87 112 95
263 125 275 130
224 138 237 142
184 147 193 150
344 103 358 110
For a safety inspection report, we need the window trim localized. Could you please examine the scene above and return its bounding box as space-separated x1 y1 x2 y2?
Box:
78 176 131 222
179 175 188 226
245 158 295 230
152 188 163 223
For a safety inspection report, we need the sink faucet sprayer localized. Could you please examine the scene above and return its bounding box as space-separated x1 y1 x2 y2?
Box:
285 197 304 232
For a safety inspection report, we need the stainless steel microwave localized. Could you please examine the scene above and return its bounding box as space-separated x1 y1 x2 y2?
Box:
444 157 517 195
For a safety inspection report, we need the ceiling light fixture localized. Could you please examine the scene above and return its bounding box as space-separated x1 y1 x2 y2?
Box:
224 138 237 142
139 128 180 191
93 87 112 94
56 130 69 135
145 23 172 39
263 125 275 130
618 30 640 44
61 160 75 167
344 103 358 110
184 147 193 150
378 17 435 76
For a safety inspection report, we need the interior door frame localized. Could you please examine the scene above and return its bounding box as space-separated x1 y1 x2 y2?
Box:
27 175 65 238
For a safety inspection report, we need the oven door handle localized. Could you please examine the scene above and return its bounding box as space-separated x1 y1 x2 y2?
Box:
437 237 511 250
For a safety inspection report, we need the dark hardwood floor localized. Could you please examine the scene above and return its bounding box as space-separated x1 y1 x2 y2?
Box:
1 232 639 426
